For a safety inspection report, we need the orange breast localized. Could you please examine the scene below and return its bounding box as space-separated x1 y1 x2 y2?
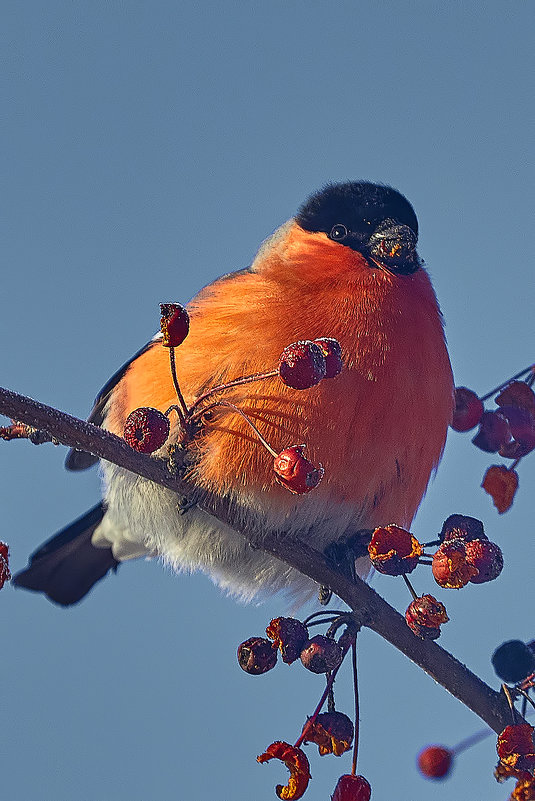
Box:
106 223 453 528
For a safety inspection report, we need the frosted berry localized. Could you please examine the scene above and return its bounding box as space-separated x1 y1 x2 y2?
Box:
123 407 170 453
300 635 343 674
451 387 484 432
332 774 372 801
405 594 449 640
160 302 190 347
237 636 277 675
431 539 478 588
273 445 324 494
497 724 535 773
279 340 326 389
417 745 453 779
266 617 309 664
313 337 343 379
465 539 503 584
492 640 535 683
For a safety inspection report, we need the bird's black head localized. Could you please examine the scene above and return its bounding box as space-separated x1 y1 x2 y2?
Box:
296 181 420 275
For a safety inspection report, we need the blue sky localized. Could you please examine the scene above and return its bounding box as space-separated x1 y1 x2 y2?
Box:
2 3 535 800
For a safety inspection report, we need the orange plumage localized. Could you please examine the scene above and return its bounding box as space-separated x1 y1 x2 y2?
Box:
15 181 454 605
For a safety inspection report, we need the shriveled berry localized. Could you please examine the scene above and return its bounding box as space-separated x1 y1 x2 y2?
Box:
332 774 372 801
313 338 343 379
0 546 11 590
279 340 326 389
237 636 277 675
300 635 343 674
465 539 503 584
492 641 535 683
257 741 311 801
266 617 309 664
417 745 453 779
482 465 519 514
439 514 486 543
496 381 535 415
472 410 511 452
123 407 170 454
303 711 354 756
0 542 8 561
368 525 422 576
273 445 324 495
497 724 535 773
160 302 190 347
451 387 484 432
499 405 535 452
405 594 449 640
432 539 478 589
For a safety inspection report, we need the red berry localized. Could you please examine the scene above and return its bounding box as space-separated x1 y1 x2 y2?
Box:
160 302 190 347
472 410 511 452
405 594 449 640
368 525 422 576
300 635 343 674
273 445 324 495
266 617 309 664
0 552 11 590
123 407 170 454
431 539 478 588
303 711 354 756
464 539 503 583
496 381 535 415
313 337 343 379
499 405 535 452
332 774 372 801
451 387 484 432
237 636 277 675
497 724 535 773
279 340 326 389
0 541 8 561
417 745 453 779
482 465 519 514
439 514 487 543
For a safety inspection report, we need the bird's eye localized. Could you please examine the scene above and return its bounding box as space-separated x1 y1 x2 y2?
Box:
329 224 349 241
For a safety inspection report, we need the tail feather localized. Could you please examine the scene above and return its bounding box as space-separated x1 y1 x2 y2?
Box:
13 503 119 606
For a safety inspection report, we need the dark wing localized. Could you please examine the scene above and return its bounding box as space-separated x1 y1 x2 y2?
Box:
65 339 158 470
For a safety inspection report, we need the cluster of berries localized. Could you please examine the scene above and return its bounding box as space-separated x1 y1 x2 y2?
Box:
450 366 535 513
123 303 343 495
367 515 503 641
0 542 10 590
238 612 370 800
417 636 535 798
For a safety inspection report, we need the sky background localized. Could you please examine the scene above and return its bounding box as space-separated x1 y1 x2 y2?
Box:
2 2 534 800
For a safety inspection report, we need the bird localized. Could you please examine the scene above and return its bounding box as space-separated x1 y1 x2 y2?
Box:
14 181 454 606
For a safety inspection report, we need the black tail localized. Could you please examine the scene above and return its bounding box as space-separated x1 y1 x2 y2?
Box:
13 503 119 606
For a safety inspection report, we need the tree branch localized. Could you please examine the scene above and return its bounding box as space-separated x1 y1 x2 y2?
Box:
0 385 515 735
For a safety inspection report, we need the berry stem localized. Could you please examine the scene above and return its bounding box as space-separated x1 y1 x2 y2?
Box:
479 365 535 402
189 400 278 457
303 610 348 625
402 573 419 601
517 688 535 714
168 347 189 420
188 369 279 414
293 631 355 750
351 639 360 776
502 683 519 724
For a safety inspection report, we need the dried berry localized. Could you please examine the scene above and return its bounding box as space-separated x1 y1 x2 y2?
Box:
237 637 277 675
497 724 535 774
123 407 170 454
499 406 535 452
431 539 478 589
273 445 324 495
300 635 343 674
472 410 511 453
439 514 486 543
465 539 503 584
405 594 449 640
160 302 190 348
482 465 519 514
313 337 343 379
302 711 354 756
492 641 535 684
331 774 372 801
279 341 326 390
496 381 535 415
266 617 309 664
417 745 453 779
257 741 311 800
368 525 422 576
0 542 11 590
451 387 484 432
